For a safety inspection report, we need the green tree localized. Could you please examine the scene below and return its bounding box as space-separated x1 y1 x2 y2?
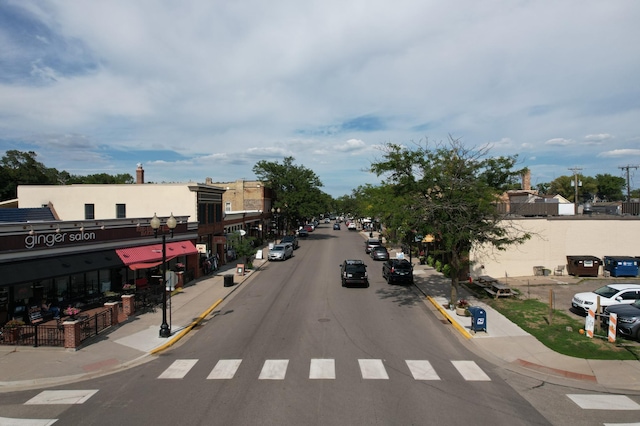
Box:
226 232 257 268
253 157 328 231
0 150 59 200
594 173 625 201
369 137 531 305
548 174 597 202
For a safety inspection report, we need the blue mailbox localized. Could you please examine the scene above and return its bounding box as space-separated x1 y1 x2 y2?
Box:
467 306 487 333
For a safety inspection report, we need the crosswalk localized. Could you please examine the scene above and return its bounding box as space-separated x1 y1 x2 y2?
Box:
156 358 493 381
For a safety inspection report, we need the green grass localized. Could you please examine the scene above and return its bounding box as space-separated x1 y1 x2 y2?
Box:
488 297 640 361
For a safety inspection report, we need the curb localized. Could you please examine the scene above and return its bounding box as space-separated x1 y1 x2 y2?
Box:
426 295 473 339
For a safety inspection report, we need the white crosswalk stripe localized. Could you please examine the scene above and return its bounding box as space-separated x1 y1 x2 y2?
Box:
207 359 242 379
358 359 389 379
406 360 441 380
259 359 289 380
568 394 640 410
158 359 198 379
310 358 336 379
25 390 99 405
451 360 491 381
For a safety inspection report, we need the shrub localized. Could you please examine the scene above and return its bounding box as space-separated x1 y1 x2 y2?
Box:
442 264 451 277
435 260 442 272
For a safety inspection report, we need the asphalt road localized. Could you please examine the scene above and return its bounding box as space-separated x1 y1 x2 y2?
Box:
7 225 556 425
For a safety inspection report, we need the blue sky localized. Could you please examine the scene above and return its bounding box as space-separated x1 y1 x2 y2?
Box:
1 1 639 197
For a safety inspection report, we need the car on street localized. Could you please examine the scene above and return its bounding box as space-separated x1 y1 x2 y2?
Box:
304 224 314 232
340 259 368 287
268 244 293 261
280 235 299 250
347 222 357 231
333 223 341 230
571 283 640 314
605 300 640 342
382 259 414 284
370 246 389 261
297 229 309 238
364 238 382 253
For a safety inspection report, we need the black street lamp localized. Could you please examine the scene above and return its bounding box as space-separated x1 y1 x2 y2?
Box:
150 212 177 338
271 207 281 239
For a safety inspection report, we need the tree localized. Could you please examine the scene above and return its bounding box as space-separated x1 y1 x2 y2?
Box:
369 137 531 305
594 173 625 201
0 150 59 200
253 157 328 231
226 232 257 268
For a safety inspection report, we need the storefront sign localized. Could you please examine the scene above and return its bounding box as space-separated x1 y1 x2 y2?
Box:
25 230 97 249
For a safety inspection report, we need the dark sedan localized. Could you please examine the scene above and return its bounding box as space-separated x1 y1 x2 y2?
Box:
605 300 640 342
370 246 389 261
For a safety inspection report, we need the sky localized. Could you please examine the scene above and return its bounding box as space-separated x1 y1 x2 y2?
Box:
1 1 639 198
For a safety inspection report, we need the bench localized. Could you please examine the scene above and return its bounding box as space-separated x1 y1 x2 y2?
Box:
484 283 513 299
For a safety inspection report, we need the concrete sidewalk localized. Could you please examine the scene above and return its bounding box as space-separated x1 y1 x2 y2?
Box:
1 241 639 394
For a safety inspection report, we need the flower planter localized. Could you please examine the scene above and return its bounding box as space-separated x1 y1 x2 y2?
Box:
456 307 469 316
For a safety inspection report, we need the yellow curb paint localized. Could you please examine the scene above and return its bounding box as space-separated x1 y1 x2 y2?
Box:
426 295 473 339
150 298 224 355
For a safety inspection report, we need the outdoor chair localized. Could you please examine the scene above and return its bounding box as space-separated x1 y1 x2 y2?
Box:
554 265 565 276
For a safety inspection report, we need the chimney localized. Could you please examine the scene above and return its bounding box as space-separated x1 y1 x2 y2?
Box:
522 170 531 191
136 163 144 184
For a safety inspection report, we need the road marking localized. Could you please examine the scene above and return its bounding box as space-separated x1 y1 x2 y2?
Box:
568 394 640 410
309 358 336 379
0 417 57 425
158 359 198 379
358 359 389 379
451 360 491 381
25 390 99 405
259 359 289 380
406 360 441 380
207 359 243 379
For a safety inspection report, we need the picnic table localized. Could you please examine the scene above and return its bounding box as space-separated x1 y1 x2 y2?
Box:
475 275 498 286
484 282 513 299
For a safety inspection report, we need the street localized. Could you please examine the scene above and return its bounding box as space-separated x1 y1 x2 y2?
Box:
3 224 639 425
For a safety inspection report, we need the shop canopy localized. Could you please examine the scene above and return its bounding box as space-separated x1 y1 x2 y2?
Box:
116 240 198 270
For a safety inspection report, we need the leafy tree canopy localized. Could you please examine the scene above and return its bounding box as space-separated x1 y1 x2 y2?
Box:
252 156 329 231
369 137 531 304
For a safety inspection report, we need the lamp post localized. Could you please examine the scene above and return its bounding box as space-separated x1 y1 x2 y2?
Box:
150 212 177 338
271 207 281 240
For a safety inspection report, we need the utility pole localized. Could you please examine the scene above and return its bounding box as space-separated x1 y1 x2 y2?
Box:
618 165 639 201
568 167 582 214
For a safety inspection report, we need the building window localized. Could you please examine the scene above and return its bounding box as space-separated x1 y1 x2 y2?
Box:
225 202 232 212
85 204 95 220
116 204 126 218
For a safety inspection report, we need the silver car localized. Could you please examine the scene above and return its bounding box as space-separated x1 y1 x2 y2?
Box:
268 243 293 261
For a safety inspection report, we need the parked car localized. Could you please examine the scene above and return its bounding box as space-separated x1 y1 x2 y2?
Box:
280 235 299 250
298 229 309 238
340 259 368 287
333 223 341 230
605 300 640 342
571 283 640 314
304 224 314 232
370 246 389 261
365 238 382 253
268 244 293 261
382 259 414 284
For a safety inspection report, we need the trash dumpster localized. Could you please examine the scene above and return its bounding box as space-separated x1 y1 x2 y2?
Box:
223 274 235 287
603 256 639 277
566 256 601 277
467 306 487 333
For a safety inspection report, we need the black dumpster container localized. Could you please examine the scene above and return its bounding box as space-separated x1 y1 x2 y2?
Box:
566 256 601 277
603 256 639 277
467 306 487 333
223 274 235 287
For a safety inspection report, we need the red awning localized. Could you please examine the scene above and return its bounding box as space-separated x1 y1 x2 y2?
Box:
116 240 198 270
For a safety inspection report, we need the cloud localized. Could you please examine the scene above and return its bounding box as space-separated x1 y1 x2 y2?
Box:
597 149 640 158
545 138 575 147
584 133 614 144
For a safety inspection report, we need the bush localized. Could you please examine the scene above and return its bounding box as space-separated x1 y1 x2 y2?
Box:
435 260 442 272
427 256 434 266
442 264 451 277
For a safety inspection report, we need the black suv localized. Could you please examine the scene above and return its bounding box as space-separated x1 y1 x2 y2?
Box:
382 259 414 285
340 259 368 287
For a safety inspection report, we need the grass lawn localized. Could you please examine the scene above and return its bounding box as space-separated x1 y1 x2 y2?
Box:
486 297 640 361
